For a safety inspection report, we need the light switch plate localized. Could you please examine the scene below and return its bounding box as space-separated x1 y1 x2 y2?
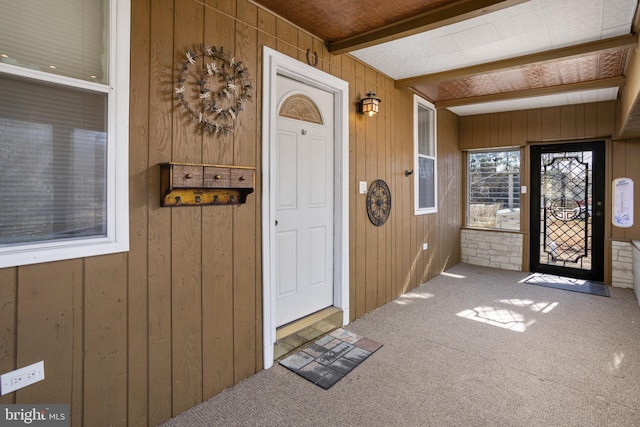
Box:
359 181 367 194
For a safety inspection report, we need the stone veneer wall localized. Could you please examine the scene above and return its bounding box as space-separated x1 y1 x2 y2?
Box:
632 241 640 305
612 240 634 288
461 229 523 271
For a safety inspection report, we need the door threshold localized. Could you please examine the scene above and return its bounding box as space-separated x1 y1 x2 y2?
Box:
274 307 343 360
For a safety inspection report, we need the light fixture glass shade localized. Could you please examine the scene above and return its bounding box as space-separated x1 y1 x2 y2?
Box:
361 91 381 116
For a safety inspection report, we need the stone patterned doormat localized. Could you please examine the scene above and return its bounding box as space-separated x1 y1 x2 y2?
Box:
279 328 383 389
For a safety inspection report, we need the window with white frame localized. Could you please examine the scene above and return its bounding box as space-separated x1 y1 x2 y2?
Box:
467 150 521 230
414 95 437 214
0 0 130 268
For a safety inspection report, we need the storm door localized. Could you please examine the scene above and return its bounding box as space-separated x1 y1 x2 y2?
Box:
530 142 605 281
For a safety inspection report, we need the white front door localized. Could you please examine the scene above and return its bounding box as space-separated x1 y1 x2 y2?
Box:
275 75 334 327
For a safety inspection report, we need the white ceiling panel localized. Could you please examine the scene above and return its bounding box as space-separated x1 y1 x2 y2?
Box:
447 87 619 116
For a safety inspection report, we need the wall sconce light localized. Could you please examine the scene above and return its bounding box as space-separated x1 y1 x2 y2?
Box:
360 91 381 116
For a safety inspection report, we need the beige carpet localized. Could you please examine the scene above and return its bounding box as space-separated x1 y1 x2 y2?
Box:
160 264 640 426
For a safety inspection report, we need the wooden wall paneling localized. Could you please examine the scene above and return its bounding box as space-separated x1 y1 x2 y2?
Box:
389 86 400 300
171 0 204 416
237 0 255 24
597 101 616 137
314 37 329 73
200 148 236 394
560 105 577 140
204 0 236 15
257 12 277 50
329 45 342 76
482 115 492 149
364 67 379 312
84 254 128 426
511 110 527 147
384 77 393 303
147 0 175 423
458 116 473 150
575 104 586 139
402 90 414 294
416 203 425 286
15 261 80 407
604 139 614 285
354 72 367 318
376 73 387 306
201 4 236 400
257 7 276 38
472 115 484 149
498 112 511 147
527 109 542 142
624 142 640 240
0 268 16 405
329 50 341 78
395 88 407 297
541 106 561 141
612 140 640 240
583 103 598 138
611 141 627 241
275 18 297 58
488 113 500 148
424 212 435 284
438 110 461 272
242 0 264 374
233 19 258 383
128 0 151 424
170 200 203 416
390 88 398 297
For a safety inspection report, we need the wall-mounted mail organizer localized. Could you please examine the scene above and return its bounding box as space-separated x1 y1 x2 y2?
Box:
160 162 255 207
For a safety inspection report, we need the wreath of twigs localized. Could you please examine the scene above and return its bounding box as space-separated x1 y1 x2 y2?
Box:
175 45 253 135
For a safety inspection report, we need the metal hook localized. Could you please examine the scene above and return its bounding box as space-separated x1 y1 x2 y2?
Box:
405 169 414 176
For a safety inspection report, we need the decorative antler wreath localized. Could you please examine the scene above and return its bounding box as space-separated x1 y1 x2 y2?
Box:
175 45 253 135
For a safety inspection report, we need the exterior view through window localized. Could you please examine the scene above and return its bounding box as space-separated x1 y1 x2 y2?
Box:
467 150 520 230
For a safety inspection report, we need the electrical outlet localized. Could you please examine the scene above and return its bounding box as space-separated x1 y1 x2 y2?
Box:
1 361 45 395
423 243 428 250
359 181 367 194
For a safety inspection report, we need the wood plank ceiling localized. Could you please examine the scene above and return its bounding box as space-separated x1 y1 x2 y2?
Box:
251 0 639 133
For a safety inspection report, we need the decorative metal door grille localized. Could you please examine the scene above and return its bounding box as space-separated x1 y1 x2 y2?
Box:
538 150 592 271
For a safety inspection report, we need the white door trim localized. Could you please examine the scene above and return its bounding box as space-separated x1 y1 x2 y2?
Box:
262 46 349 369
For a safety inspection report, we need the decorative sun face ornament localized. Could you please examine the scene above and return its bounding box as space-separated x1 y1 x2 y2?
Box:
175 45 253 136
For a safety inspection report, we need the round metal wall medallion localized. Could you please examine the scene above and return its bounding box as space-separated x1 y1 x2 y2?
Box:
366 179 391 226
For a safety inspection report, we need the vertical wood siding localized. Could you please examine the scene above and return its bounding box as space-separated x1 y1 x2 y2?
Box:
458 101 617 149
0 1 461 425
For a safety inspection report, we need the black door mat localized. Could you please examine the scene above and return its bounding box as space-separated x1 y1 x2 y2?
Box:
522 273 610 297
279 328 382 389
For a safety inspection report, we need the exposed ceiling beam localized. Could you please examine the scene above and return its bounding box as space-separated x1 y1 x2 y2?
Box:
327 0 528 55
396 33 638 89
433 77 626 109
633 0 640 33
